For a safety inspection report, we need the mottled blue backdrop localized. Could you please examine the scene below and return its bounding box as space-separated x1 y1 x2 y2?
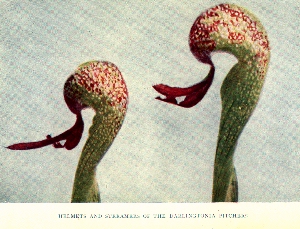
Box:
1 0 299 202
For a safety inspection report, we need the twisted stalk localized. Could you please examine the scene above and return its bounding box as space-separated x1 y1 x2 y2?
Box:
8 61 129 202
153 4 270 202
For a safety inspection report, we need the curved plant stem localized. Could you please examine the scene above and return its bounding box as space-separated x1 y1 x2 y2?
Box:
153 4 270 202
7 61 128 203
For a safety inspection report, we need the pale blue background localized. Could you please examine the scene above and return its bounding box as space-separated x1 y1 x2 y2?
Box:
0 0 299 202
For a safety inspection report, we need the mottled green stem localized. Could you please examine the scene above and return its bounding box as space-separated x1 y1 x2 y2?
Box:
64 61 128 203
225 168 238 202
212 61 264 202
6 61 128 203
152 3 270 202
71 110 123 203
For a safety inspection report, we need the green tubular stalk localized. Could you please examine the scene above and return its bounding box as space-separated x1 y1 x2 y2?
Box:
6 61 128 203
153 4 270 202
64 61 128 203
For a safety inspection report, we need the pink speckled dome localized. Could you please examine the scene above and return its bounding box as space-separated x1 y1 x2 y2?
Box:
64 61 128 115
